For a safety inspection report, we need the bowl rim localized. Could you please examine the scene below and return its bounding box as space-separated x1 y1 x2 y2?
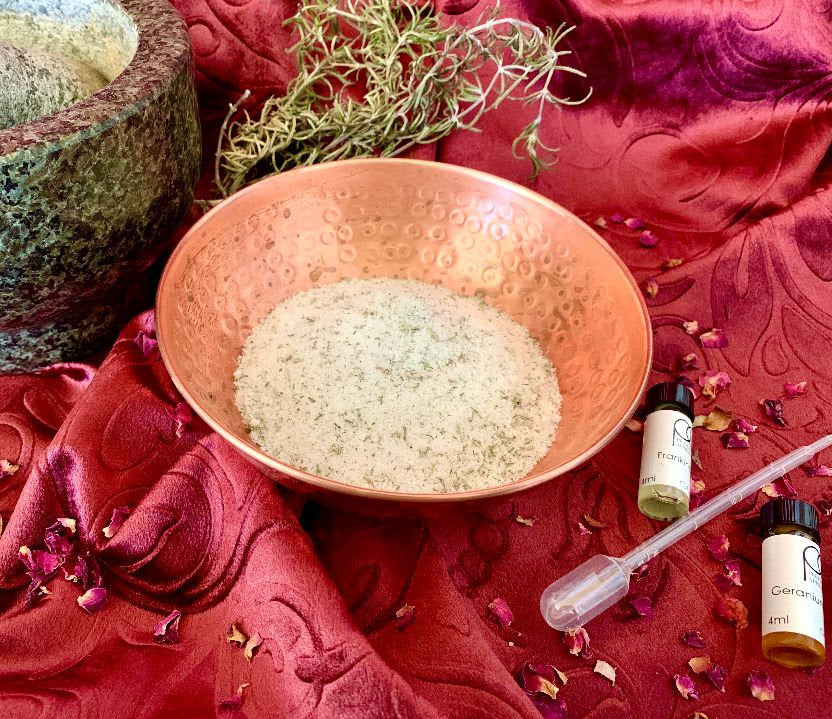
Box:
156 157 653 503
0 0 191 158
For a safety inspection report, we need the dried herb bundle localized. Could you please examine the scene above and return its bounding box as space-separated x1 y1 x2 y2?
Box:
215 0 589 197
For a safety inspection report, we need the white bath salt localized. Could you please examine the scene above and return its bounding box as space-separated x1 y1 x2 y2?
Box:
234 278 562 493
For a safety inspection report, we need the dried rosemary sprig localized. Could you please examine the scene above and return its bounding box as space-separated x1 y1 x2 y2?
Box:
215 0 589 197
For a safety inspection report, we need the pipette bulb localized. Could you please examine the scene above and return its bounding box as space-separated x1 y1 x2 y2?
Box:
540 554 630 631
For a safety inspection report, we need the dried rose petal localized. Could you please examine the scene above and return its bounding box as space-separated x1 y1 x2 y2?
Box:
395 603 416 631
673 673 699 700
806 463 832 477
692 450 703 470
527 694 568 719
154 609 182 644
19 545 62 584
581 514 606 530
629 596 653 618
694 407 732 432
488 597 514 627
662 258 683 270
624 217 645 230
44 518 77 557
678 353 699 371
610 213 625 223
521 663 568 693
682 630 706 648
732 418 757 434
759 398 787 427
77 587 107 614
593 660 616 684
762 477 797 498
71 552 103 588
0 459 19 478
722 432 750 449
699 328 728 349
714 558 742 590
688 656 711 674
244 632 263 662
699 370 731 400
784 381 807 398
644 278 659 298
747 670 775 701
577 521 591 536
563 627 590 656
102 506 130 539
522 664 560 699
707 534 730 562
715 596 748 628
705 663 727 691
134 330 158 357
168 402 193 438
594 217 608 228
690 479 706 509
515 515 537 526
219 683 250 712
625 417 644 434
691 714 709 719
639 230 659 247
226 622 247 646
683 320 700 335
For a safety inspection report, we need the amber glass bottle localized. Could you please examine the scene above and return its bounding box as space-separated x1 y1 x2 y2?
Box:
760 498 825 669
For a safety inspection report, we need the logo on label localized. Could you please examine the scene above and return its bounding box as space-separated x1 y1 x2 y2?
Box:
804 544 822 582
671 418 692 449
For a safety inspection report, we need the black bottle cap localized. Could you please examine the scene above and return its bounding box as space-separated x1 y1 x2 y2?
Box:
760 498 820 537
645 381 695 421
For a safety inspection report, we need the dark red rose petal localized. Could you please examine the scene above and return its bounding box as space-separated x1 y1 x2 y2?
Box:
673 673 699 699
44 518 77 558
747 670 775 701
759 398 787 427
77 587 107 614
783 381 807 398
394 603 416 631
629 596 653 618
699 328 728 349
681 630 706 648
133 331 158 357
488 597 514 627
154 609 182 644
102 506 130 539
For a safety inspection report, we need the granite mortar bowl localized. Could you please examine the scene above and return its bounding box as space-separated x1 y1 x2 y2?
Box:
157 159 652 517
0 0 200 372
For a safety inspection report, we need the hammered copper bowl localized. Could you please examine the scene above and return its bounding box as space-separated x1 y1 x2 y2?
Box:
157 159 652 516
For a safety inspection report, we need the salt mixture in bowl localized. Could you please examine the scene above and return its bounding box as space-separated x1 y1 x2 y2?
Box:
234 278 561 493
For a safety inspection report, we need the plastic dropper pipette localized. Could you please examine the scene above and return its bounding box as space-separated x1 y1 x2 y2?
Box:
540 434 832 631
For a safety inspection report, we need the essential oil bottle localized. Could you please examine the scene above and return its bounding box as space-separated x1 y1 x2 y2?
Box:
760 498 825 668
637 382 694 521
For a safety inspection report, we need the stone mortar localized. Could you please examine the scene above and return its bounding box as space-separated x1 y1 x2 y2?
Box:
0 0 200 372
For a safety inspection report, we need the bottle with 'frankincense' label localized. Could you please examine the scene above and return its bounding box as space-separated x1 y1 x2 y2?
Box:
637 382 694 521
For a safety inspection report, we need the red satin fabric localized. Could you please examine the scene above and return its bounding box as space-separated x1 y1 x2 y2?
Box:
2 1 832 716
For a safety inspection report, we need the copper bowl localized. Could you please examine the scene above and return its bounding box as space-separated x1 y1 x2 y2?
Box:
156 159 652 516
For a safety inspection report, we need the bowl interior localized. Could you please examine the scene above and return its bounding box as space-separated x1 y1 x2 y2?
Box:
158 160 651 496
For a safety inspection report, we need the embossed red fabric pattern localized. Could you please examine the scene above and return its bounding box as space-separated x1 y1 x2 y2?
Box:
1 0 832 716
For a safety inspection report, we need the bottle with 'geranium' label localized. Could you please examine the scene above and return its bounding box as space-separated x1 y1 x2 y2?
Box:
761 498 825 669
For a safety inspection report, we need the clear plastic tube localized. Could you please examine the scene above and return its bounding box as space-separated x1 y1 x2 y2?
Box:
540 435 832 631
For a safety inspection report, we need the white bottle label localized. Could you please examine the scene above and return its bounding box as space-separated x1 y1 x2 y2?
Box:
638 409 692 498
762 533 825 645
